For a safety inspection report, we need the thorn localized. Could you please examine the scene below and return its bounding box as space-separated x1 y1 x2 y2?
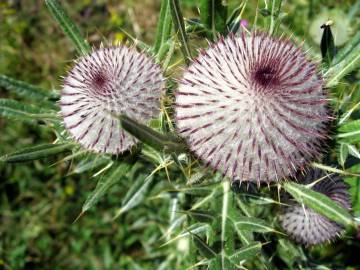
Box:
73 211 85 224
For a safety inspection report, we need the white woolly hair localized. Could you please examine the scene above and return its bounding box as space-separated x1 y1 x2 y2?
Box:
279 169 351 245
175 32 330 183
60 46 165 154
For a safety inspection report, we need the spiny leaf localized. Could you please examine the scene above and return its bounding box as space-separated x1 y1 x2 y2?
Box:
191 232 217 259
82 162 131 213
312 162 360 176
338 119 360 133
0 99 58 123
326 40 360 87
45 0 91 55
234 217 278 233
348 144 360 159
208 255 233 270
1 143 73 163
283 182 355 227
0 74 57 107
162 223 210 246
153 0 173 57
338 100 360 125
332 31 360 65
114 172 154 219
169 0 192 65
179 185 215 196
186 210 215 223
228 242 262 265
338 143 349 167
337 120 360 143
72 157 111 175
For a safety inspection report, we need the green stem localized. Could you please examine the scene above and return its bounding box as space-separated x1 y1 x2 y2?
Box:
169 0 192 65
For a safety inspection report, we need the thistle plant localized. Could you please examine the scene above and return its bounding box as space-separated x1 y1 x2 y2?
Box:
1 0 360 269
61 46 165 154
175 32 329 183
279 169 351 245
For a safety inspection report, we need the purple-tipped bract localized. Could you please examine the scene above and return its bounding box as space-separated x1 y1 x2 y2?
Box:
279 169 351 245
60 46 165 154
175 32 329 183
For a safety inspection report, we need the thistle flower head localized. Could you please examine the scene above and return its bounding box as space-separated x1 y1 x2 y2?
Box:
279 169 351 245
175 32 329 183
60 46 165 154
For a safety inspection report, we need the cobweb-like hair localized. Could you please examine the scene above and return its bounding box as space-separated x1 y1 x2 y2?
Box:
175 32 330 183
60 46 165 154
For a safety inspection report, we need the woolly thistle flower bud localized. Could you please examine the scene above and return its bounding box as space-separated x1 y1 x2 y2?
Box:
279 169 351 245
60 46 165 154
175 32 330 183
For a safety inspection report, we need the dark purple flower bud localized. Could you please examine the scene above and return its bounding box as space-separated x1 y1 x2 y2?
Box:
279 169 351 245
60 46 165 154
175 32 330 183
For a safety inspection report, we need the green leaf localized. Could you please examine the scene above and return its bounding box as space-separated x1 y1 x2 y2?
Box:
163 223 210 246
228 242 262 265
208 181 237 268
338 143 349 167
199 0 228 38
1 143 73 163
337 120 360 143
119 114 185 153
169 0 192 65
208 255 234 270
276 239 306 269
0 74 57 107
191 232 217 259
153 0 173 58
326 41 360 87
72 157 111 174
114 172 154 218
348 144 360 159
345 164 360 214
187 210 215 223
338 100 360 125
234 217 278 233
0 99 58 123
283 182 355 227
332 31 360 65
82 162 131 213
45 0 91 55
312 162 360 177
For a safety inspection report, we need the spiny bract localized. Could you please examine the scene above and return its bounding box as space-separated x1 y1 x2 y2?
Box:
175 32 329 183
60 46 165 154
279 169 351 245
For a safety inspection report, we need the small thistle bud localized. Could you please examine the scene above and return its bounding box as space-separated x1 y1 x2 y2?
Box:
279 169 351 245
175 32 329 183
60 46 165 154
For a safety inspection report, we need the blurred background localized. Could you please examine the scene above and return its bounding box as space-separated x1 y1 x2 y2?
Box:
0 0 359 269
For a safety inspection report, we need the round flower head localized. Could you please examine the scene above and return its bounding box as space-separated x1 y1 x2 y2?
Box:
60 46 165 154
175 33 329 183
279 169 351 245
